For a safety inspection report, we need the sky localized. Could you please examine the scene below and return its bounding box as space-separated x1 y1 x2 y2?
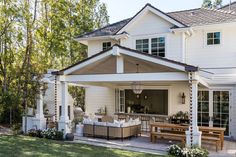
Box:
100 0 230 23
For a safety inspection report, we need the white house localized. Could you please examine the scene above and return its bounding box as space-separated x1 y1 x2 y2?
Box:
48 2 236 146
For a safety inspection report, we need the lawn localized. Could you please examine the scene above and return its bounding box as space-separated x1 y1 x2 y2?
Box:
0 135 164 157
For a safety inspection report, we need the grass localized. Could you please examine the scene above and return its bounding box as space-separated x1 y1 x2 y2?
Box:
0 135 165 157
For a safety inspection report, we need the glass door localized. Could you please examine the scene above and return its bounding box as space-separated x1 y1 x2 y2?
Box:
198 91 210 126
213 91 230 136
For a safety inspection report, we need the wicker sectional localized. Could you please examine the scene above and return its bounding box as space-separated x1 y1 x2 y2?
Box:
83 123 141 140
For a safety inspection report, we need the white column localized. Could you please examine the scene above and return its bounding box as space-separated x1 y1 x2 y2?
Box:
36 88 44 119
116 56 124 73
58 81 71 135
186 80 202 147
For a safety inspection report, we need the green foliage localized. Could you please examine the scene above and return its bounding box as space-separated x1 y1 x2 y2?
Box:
202 0 222 8
28 128 63 140
0 0 109 125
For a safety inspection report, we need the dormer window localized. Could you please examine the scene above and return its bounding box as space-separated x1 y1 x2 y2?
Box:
207 32 220 45
151 37 165 57
103 42 111 51
136 39 149 53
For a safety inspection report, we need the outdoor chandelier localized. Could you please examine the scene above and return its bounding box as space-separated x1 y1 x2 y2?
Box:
131 64 143 94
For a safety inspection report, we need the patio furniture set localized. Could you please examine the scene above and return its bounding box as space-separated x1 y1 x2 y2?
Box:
83 116 142 140
81 114 225 152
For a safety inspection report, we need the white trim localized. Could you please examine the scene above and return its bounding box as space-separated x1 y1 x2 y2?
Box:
116 5 185 34
63 50 112 75
62 46 188 75
121 48 185 71
59 72 188 82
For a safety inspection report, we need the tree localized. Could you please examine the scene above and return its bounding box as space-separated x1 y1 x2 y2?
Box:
202 0 212 8
202 0 223 9
0 0 109 125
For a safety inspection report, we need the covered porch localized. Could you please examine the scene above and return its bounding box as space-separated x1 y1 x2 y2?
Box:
53 45 209 147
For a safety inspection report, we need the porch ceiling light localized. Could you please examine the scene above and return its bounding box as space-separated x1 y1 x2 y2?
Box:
131 64 143 94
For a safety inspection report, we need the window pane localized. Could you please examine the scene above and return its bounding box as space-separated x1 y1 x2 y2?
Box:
151 37 165 57
207 33 213 38
214 39 220 44
159 53 165 57
214 32 220 39
207 39 213 45
136 39 149 53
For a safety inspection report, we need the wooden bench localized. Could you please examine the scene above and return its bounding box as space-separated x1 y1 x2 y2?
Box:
202 134 221 152
150 123 187 144
151 131 186 144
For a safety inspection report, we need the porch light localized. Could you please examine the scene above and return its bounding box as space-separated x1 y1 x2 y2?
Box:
131 64 143 94
181 92 186 104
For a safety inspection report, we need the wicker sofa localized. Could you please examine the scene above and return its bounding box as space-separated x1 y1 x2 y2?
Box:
83 117 141 140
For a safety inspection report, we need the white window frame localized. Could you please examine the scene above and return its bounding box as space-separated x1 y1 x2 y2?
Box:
134 34 167 57
102 42 112 51
204 30 222 47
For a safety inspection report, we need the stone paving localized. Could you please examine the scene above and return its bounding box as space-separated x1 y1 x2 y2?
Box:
74 134 236 157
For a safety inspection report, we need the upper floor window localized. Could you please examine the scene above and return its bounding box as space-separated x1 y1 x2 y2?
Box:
207 32 220 45
151 37 165 57
136 39 149 53
102 42 111 51
136 37 165 57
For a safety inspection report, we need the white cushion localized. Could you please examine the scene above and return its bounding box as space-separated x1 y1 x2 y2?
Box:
121 122 131 127
107 122 120 127
94 121 107 126
83 118 94 125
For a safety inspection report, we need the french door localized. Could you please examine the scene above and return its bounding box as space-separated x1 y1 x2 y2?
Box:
198 90 230 136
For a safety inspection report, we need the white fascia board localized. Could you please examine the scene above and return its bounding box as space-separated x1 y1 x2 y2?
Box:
121 49 186 71
63 50 112 75
59 72 188 82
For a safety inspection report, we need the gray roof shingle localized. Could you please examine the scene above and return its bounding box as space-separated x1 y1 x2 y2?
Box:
77 3 236 39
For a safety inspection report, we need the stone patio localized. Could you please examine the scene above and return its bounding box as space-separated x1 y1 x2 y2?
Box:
73 134 236 157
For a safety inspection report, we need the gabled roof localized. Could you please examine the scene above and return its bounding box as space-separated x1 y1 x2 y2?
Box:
115 3 187 34
76 3 236 40
53 44 198 75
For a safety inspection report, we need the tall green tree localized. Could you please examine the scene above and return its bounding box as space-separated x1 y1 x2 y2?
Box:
0 0 109 125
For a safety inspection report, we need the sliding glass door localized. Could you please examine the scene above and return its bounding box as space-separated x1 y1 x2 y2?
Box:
198 91 209 126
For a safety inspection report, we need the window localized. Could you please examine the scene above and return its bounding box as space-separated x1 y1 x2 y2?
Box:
207 32 220 45
102 42 111 51
151 37 165 57
119 90 125 113
136 39 149 53
68 106 71 120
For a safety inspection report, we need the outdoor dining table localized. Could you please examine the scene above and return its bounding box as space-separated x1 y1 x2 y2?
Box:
150 122 226 149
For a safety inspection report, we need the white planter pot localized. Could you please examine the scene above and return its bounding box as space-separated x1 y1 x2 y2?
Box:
76 123 84 137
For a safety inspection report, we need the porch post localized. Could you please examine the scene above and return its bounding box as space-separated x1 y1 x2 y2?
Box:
58 81 71 135
186 75 202 147
34 87 46 129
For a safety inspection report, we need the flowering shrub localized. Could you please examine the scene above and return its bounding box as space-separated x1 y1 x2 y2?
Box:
28 128 63 140
168 144 208 157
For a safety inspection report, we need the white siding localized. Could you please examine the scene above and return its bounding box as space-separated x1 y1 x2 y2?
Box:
88 40 118 57
85 87 115 116
186 25 236 73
